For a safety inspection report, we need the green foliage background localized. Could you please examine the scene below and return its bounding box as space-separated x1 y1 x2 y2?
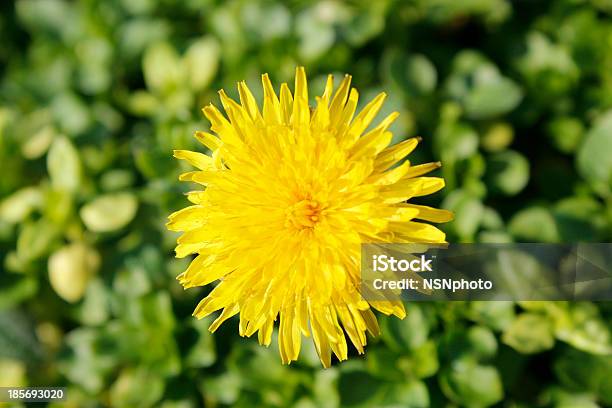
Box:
1 0 612 406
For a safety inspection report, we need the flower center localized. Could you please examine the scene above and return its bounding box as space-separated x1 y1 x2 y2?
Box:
285 199 322 230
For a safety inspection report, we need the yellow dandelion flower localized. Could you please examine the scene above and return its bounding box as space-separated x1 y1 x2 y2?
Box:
167 67 453 367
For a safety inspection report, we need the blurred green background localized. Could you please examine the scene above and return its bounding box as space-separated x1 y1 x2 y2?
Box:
1 0 611 407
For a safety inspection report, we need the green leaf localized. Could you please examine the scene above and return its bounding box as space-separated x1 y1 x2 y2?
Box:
100 169 135 192
467 301 516 331
0 359 27 388
79 278 110 325
411 340 440 378
184 37 220 91
134 145 176 179
16 219 58 261
0 276 38 311
125 292 176 332
517 32 579 99
554 349 612 405
342 10 384 46
47 136 82 193
464 76 523 119
541 387 599 408
51 94 92 136
547 116 584 153
490 249 561 299
200 371 241 406
502 313 555 354
365 347 405 381
143 42 184 94
481 122 514 152
21 124 55 159
380 380 430 408
439 357 504 407
577 110 612 196
383 50 437 96
226 341 300 403
381 306 428 351
127 90 160 116
296 7 335 61
15 0 73 35
119 19 170 58
339 365 386 407
110 367 165 407
485 150 530 196
186 318 216 368
0 309 43 363
48 243 100 303
553 196 606 241
44 188 74 225
80 192 138 232
443 190 484 240
405 55 437 95
508 206 559 242
478 230 513 243
480 207 505 230
467 326 498 360
434 122 479 162
415 0 511 24
113 263 152 298
554 303 611 355
313 368 340 408
446 51 523 119
440 327 497 363
241 3 291 42
0 187 42 224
